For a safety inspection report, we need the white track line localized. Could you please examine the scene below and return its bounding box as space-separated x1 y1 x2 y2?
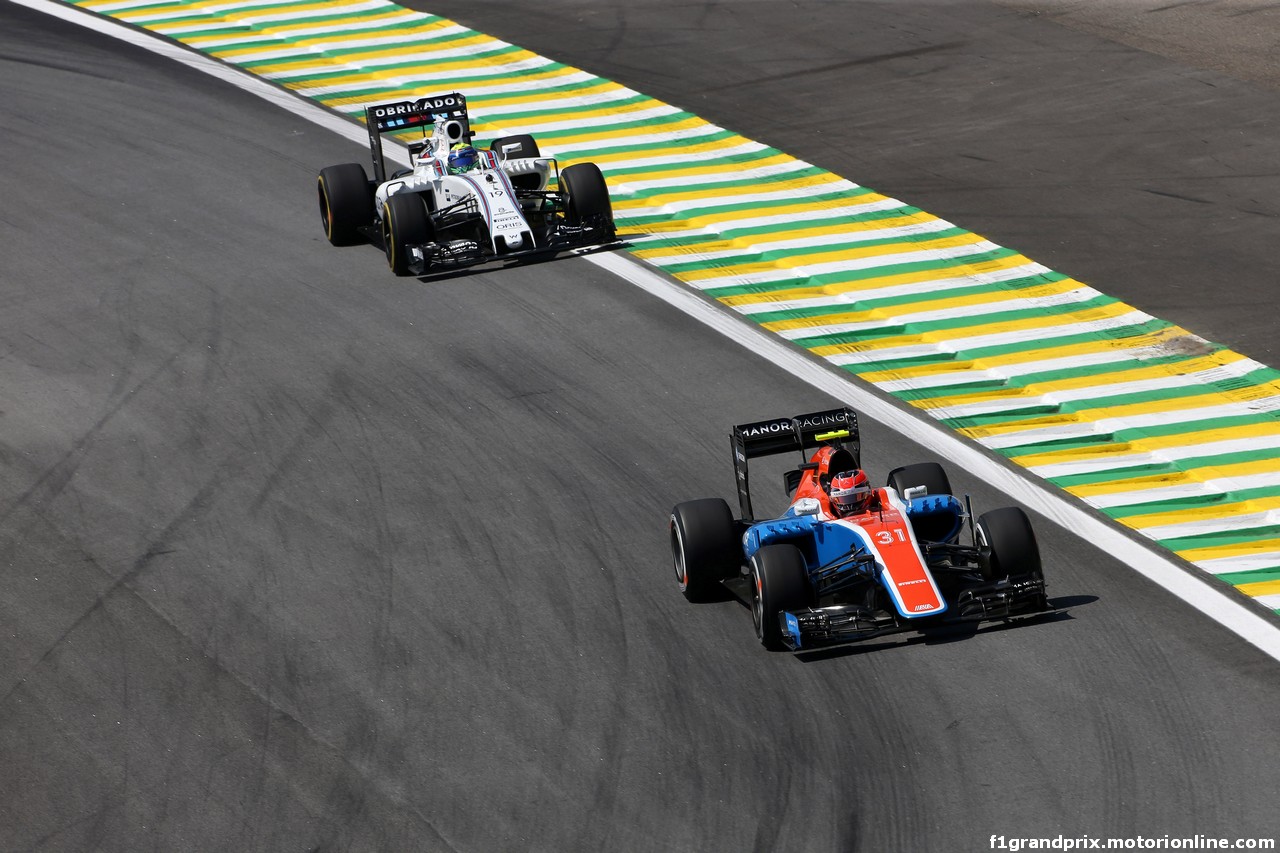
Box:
17 0 1280 663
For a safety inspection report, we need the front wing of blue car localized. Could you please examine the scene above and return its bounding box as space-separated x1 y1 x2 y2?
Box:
778 573 1051 651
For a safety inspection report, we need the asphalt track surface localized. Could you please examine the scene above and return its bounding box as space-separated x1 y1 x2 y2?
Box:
0 2 1278 851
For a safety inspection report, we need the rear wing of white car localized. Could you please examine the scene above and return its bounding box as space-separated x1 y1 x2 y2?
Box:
364 92 473 184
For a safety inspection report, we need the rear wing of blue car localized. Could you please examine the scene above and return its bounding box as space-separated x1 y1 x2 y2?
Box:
730 407 860 520
364 92 473 184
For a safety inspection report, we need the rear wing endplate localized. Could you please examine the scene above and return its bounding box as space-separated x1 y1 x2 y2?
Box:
364 92 472 184
730 407 860 520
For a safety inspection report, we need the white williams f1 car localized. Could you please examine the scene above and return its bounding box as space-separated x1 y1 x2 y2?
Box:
317 92 617 276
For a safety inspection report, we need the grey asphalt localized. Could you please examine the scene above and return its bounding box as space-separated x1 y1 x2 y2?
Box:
0 2 1277 851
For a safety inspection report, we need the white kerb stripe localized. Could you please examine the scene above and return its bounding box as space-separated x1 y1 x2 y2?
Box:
1196 552 1280 575
640 218 957 265
976 397 1280 452
172 10 427 41
875 349 1143 394
780 286 1103 343
1084 470 1280 509
687 240 1008 290
828 311 1154 368
1030 434 1280 478
732 262 1053 316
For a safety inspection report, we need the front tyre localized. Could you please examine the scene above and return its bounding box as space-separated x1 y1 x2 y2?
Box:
381 192 432 276
751 544 811 651
318 163 373 246
560 162 615 239
976 506 1042 583
670 499 739 603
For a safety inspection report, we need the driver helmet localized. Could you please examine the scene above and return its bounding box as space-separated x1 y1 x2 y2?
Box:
447 143 479 174
829 469 873 517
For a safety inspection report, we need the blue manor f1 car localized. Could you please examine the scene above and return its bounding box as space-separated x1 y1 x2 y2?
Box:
669 407 1050 651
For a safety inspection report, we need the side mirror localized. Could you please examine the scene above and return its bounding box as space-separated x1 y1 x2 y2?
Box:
904 485 927 500
783 469 803 496
795 498 821 516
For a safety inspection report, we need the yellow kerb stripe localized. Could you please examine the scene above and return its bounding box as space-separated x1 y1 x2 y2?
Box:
180 10 423 44
674 231 991 284
217 31 500 61
548 116 719 151
606 153 799 188
585 134 757 165
119 0 369 22
1014 420 1280 469
814 299 1133 360
1178 539 1280 563
295 63 584 98
763 277 1087 335
961 384 1280 442
632 212 943 260
1235 578 1280 598
612 169 849 211
859 338 1130 385
720 250 1034 308
463 82 631 112
623 191 896 234
1066 456 1280 499
1119 495 1280 531
915 351 1251 411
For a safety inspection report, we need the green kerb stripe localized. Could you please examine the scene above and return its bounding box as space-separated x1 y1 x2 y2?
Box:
652 228 975 275
241 41 521 71
161 12 435 44
1216 567 1280 586
1104 486 1280 520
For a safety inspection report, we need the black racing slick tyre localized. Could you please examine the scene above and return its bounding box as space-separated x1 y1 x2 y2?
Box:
318 163 374 246
751 544 811 651
976 506 1042 583
489 133 541 161
886 462 952 501
560 162 615 238
381 192 432 277
670 499 739 603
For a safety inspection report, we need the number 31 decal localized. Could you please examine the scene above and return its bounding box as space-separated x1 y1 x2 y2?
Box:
875 529 907 545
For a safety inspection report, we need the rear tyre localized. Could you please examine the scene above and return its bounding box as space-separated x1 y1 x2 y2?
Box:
751 544 811 651
886 462 952 500
976 506 1042 583
560 162 615 239
318 163 373 246
381 192 432 277
670 499 739 603
489 134 541 161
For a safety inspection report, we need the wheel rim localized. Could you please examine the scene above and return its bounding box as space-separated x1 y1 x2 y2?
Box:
381 206 395 269
319 183 333 236
671 519 688 588
751 564 764 637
